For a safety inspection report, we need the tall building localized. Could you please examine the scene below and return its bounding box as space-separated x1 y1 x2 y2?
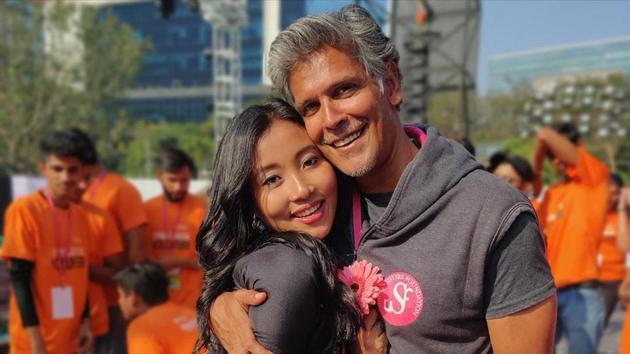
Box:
489 36 630 95
101 0 307 122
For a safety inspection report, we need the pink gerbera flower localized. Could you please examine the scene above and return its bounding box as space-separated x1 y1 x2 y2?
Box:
338 260 386 315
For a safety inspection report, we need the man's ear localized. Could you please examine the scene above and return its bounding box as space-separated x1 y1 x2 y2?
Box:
131 292 143 308
384 61 403 108
37 161 45 175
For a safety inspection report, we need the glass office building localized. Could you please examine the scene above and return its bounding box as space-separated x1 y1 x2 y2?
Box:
104 0 307 121
489 37 630 94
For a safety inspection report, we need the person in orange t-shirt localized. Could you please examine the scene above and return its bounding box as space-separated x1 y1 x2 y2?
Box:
67 159 125 354
1 131 93 354
598 174 625 327
533 122 609 354
115 262 198 354
613 180 630 354
68 128 148 354
144 147 205 308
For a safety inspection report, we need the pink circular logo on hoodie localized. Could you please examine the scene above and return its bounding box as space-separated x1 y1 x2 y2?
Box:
377 272 424 326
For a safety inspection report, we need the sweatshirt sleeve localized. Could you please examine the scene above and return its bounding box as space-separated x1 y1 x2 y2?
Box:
233 244 321 354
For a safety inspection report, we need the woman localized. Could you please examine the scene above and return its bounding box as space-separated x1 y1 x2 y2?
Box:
195 100 380 353
487 151 535 196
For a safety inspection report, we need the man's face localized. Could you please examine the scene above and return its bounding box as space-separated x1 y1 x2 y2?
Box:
609 183 621 210
117 286 138 321
38 155 82 202
158 166 192 202
288 46 403 177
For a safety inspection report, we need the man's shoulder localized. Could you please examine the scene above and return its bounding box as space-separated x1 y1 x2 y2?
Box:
104 172 140 193
186 194 207 209
8 192 47 215
143 195 162 209
459 169 530 206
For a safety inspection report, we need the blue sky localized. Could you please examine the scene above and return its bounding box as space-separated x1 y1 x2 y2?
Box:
306 0 630 94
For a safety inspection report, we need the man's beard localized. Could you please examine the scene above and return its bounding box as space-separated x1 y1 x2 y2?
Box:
163 187 187 203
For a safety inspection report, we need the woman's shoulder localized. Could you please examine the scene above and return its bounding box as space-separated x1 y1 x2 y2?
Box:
233 241 319 290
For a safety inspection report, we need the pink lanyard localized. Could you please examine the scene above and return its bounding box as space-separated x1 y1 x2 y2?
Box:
43 190 72 282
87 170 108 201
162 198 183 242
351 125 428 251
352 190 363 250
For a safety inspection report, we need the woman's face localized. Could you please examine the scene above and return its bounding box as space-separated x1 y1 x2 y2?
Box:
494 162 525 192
251 119 338 240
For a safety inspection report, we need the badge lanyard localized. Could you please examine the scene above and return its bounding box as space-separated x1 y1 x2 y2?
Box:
351 125 427 251
86 169 108 201
162 198 183 244
352 190 363 250
43 189 72 283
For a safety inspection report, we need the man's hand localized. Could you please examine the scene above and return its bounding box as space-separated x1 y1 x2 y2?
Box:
210 289 272 354
26 326 48 354
75 318 94 353
619 274 630 307
352 308 388 354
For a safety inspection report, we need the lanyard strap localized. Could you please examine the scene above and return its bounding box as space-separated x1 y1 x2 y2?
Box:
43 189 72 281
87 170 108 201
352 189 362 250
162 197 183 241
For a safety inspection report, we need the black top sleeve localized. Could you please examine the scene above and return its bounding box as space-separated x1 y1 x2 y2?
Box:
232 244 322 354
484 212 556 319
8 258 39 327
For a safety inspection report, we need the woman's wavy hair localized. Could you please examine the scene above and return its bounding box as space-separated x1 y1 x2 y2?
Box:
195 99 360 352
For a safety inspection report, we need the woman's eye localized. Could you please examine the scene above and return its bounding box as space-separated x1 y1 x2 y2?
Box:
303 156 319 168
264 175 280 186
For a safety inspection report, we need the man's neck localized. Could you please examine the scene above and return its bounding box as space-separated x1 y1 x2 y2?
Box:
356 128 419 194
46 191 70 209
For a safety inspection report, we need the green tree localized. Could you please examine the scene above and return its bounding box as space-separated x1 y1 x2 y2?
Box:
120 120 215 178
0 1 148 174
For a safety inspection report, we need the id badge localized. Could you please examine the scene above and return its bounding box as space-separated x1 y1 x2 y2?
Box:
168 268 181 289
51 286 74 320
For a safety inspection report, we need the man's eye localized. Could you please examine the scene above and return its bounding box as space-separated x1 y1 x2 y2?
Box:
302 103 319 117
335 84 356 98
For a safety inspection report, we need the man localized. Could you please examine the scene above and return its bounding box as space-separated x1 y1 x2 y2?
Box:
115 262 198 354
69 128 148 354
1 131 94 354
533 122 610 354
143 147 205 308
209 5 556 354
598 174 626 327
67 140 125 354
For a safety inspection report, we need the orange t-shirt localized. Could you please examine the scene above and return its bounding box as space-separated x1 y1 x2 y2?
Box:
537 148 610 288
1 192 90 354
82 202 124 336
144 194 206 308
83 171 147 305
127 301 198 354
598 212 625 282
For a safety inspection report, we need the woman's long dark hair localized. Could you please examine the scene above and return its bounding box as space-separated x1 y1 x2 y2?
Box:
195 99 360 352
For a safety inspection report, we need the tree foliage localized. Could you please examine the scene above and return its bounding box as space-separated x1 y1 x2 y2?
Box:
0 1 148 175
120 120 215 178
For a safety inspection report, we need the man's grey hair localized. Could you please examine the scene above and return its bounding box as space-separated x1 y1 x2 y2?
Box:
267 5 400 104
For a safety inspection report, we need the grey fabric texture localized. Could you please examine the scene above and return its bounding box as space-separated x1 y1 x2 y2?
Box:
233 243 335 354
334 125 555 353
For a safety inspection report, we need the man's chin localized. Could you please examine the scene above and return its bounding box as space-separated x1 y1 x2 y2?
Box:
164 192 187 203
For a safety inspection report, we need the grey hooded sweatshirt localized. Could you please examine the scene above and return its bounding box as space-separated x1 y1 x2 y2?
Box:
329 126 555 353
